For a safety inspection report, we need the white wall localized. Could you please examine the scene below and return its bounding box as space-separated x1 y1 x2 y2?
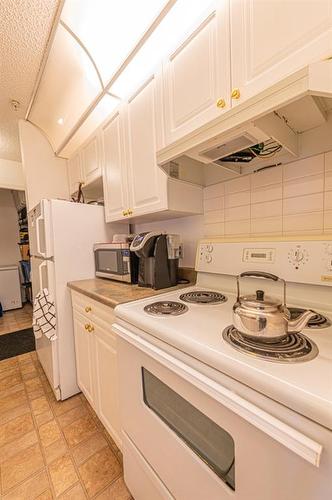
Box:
134 214 204 268
0 159 25 190
0 189 21 266
19 120 69 210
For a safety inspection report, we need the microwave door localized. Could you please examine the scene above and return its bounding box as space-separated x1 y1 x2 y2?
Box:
95 249 128 280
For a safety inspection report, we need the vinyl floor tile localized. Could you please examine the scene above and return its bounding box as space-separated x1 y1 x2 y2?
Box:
0 352 128 499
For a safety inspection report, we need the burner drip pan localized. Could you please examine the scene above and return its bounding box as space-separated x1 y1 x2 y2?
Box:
179 290 227 304
288 307 331 329
222 326 318 363
144 301 188 316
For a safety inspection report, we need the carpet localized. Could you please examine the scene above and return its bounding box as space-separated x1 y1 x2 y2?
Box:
0 328 35 361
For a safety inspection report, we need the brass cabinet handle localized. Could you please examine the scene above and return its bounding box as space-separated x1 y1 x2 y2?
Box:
122 210 128 217
216 98 226 109
88 324 94 333
231 88 241 99
85 306 91 313
84 323 89 330
128 209 133 216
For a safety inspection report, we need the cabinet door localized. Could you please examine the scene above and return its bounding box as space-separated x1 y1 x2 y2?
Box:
125 74 168 218
72 313 95 406
231 0 332 105
94 324 122 448
68 153 84 195
102 109 129 222
82 134 101 185
163 2 231 144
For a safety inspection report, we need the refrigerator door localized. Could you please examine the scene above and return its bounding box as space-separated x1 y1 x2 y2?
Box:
31 256 60 397
28 200 53 258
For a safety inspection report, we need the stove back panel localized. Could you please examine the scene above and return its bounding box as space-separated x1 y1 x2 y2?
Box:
196 238 332 287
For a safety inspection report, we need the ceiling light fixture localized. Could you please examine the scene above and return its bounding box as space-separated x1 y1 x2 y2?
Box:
57 117 64 125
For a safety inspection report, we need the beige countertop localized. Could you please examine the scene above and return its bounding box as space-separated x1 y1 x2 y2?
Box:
67 277 195 309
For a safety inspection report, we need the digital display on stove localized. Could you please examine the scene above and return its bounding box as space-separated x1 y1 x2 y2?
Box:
243 248 276 263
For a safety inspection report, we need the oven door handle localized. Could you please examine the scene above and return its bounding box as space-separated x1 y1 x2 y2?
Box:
113 323 323 468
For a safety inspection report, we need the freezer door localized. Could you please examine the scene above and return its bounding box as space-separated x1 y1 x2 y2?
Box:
31 257 60 395
28 200 53 258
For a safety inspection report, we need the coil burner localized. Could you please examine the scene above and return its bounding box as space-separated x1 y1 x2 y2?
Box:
179 290 227 305
144 301 188 316
222 325 318 363
288 307 331 329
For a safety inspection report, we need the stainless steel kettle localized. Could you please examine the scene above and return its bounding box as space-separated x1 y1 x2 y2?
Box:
232 271 316 343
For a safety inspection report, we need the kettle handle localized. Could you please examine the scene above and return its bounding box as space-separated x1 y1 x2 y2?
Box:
239 271 278 281
237 271 286 306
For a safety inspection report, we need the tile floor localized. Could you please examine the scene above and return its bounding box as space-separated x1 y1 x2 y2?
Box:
0 303 33 336
0 351 132 499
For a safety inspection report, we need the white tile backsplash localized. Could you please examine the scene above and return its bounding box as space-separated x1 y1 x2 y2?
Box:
251 184 282 204
324 191 332 211
204 210 224 224
283 173 324 198
325 170 332 191
204 183 225 199
283 193 323 215
225 190 251 208
203 152 332 237
251 216 283 234
224 175 250 194
203 196 224 212
283 212 323 232
251 200 282 219
225 219 251 236
225 205 250 222
283 154 324 180
251 166 282 189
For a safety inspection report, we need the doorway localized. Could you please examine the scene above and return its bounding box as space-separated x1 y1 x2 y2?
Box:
0 188 32 337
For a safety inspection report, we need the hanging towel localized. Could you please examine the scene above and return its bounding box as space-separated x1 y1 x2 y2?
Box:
33 288 57 341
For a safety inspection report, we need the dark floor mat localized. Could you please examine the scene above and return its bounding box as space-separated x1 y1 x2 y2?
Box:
0 328 35 361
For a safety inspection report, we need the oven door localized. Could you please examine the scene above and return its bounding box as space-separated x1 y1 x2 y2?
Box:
114 323 326 500
95 248 130 281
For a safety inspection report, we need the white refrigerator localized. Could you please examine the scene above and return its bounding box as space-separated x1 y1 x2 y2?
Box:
29 199 115 400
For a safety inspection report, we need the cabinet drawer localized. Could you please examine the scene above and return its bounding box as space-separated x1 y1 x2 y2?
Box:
71 291 116 329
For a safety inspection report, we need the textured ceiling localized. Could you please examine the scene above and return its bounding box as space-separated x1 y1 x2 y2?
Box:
0 0 60 161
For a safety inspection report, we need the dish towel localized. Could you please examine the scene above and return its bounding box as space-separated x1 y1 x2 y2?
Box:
33 288 57 341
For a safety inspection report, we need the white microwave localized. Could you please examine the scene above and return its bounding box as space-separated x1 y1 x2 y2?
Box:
93 243 138 283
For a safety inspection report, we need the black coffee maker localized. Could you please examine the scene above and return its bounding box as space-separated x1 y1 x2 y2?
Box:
130 232 180 290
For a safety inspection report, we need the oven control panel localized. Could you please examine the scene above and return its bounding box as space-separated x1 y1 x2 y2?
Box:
197 239 332 286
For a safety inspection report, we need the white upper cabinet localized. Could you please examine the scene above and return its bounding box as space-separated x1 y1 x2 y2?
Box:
81 134 101 185
230 0 332 105
102 75 203 223
102 109 129 222
67 152 84 195
163 2 231 144
125 74 168 218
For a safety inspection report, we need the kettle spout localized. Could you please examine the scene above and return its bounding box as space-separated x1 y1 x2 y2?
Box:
287 310 317 333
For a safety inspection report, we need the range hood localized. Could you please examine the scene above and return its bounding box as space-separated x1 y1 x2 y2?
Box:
157 60 332 177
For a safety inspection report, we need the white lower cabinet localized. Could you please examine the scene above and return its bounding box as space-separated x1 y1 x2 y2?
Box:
71 291 122 449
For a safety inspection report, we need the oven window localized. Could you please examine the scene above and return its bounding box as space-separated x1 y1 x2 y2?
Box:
142 368 235 490
96 250 120 274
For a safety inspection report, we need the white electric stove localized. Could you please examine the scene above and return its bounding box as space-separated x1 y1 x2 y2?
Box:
113 238 332 500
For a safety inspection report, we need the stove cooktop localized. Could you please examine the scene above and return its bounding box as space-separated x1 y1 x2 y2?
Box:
115 285 332 430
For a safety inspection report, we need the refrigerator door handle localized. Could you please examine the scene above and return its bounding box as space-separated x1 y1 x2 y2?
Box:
38 261 47 291
36 214 46 258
